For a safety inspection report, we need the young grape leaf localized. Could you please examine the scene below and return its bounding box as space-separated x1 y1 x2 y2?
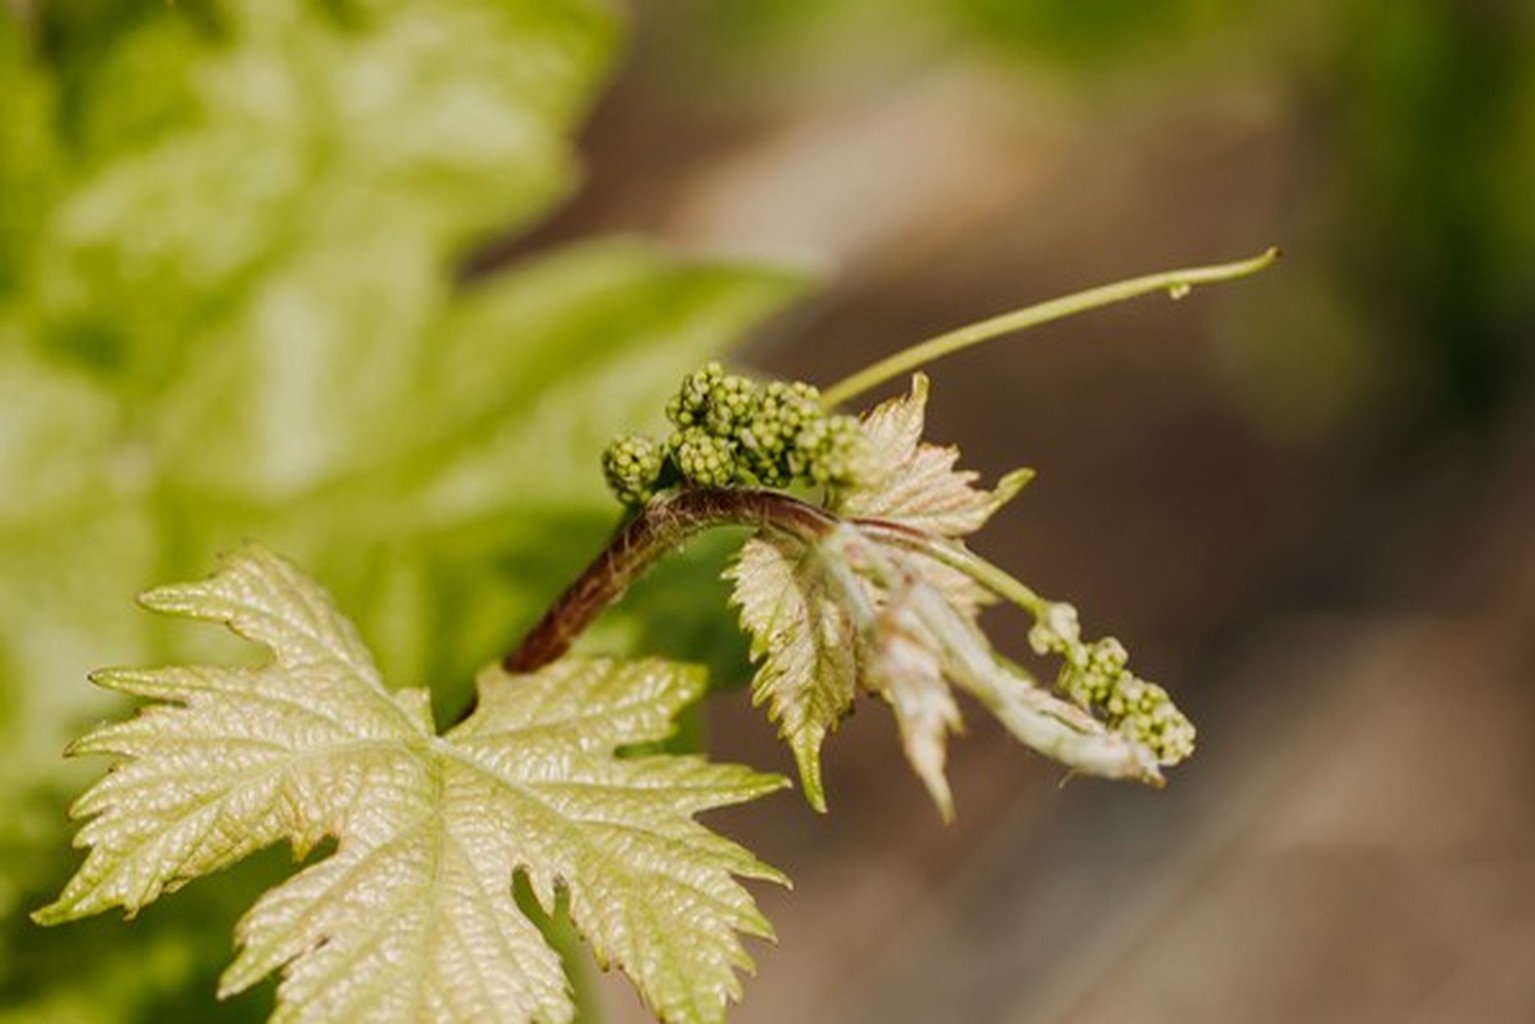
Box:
726 533 857 813
836 373 1032 616
836 373 1032 539
37 546 787 1024
861 577 963 815
730 375 1182 814
730 373 1029 810
842 377 1193 791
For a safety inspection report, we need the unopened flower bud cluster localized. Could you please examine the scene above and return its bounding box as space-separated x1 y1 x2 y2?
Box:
1028 602 1195 765
603 363 869 506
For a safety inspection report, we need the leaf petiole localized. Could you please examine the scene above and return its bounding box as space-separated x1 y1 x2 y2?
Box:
853 518 1050 618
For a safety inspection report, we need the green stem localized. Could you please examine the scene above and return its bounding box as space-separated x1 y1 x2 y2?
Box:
855 519 1049 617
820 247 1280 407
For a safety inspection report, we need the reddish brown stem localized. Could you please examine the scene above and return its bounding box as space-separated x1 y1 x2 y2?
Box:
499 488 837 676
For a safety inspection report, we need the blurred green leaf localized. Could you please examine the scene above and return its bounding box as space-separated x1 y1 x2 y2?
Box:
665 0 1244 79
0 1 806 1018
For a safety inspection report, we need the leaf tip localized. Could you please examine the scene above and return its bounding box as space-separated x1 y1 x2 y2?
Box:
87 666 141 693
912 765 956 822
134 582 186 614
763 772 795 797
789 739 830 813
803 781 829 814
217 955 264 1000
61 734 96 759
996 466 1035 497
931 783 957 823
29 901 70 928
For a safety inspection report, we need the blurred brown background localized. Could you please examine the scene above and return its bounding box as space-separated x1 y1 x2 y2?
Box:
507 3 1535 1021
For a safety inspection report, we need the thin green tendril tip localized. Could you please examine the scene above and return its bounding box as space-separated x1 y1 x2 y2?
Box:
820 247 1279 408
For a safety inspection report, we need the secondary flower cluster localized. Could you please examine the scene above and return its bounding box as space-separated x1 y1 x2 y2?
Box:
1027 602 1196 765
603 363 868 506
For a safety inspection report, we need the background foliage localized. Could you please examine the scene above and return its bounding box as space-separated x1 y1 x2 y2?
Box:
1 2 801 1018
5 0 1534 1021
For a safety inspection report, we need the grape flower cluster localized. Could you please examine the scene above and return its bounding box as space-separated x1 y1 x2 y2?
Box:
1028 602 1195 766
603 363 868 506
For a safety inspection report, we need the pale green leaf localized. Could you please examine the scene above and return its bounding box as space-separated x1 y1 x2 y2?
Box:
728 374 1033 811
838 373 1032 538
836 373 1031 617
39 546 787 1024
726 534 857 812
861 578 963 819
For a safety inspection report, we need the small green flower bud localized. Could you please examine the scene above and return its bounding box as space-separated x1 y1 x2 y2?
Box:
1028 602 1082 657
736 434 793 487
703 373 761 436
1116 679 1195 764
602 434 664 507
670 427 737 488
667 362 726 428
760 380 821 435
1051 633 1194 766
821 414 869 488
791 414 868 489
